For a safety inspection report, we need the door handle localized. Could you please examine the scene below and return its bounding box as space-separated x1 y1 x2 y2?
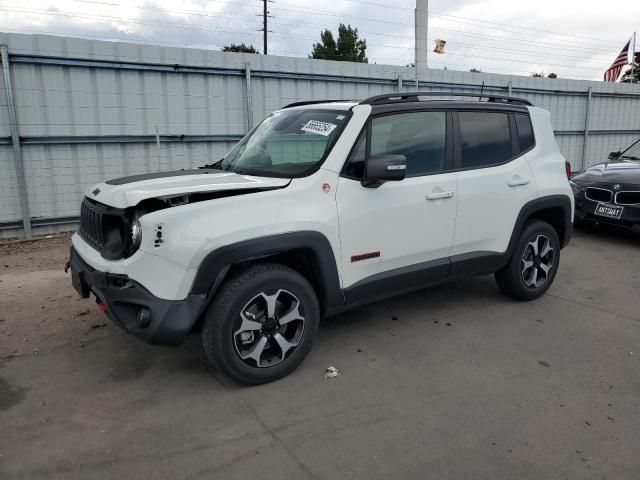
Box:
508 178 530 187
426 191 455 200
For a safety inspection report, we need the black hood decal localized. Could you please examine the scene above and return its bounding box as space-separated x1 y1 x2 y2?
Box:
106 169 219 185
135 185 288 212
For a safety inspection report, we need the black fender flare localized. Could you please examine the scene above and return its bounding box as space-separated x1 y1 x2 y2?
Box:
189 231 344 314
507 194 573 255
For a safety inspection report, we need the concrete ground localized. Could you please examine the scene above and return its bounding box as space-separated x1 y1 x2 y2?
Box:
1 226 639 479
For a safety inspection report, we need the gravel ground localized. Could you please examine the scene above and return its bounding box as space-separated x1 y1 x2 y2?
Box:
1 226 639 479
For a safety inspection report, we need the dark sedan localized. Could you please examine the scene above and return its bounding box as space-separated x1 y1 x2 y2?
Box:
571 139 640 232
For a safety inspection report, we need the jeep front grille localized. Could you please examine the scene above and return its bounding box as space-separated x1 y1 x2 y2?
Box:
78 197 132 259
79 198 105 251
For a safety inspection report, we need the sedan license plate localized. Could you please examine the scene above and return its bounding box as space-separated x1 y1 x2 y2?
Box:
595 203 624 220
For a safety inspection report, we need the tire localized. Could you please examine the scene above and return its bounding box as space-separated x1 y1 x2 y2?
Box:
495 220 561 301
201 263 320 385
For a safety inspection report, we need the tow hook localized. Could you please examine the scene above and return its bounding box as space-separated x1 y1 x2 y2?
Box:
97 300 107 312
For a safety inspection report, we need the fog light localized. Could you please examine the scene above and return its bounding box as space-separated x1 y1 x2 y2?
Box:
137 307 152 328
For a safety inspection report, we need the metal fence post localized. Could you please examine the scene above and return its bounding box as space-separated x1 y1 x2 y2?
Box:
581 87 592 172
397 73 403 92
1 44 31 238
244 62 253 132
507 81 512 96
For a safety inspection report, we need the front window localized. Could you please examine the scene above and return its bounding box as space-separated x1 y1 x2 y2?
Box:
370 111 447 176
342 111 447 178
621 139 640 160
218 109 350 177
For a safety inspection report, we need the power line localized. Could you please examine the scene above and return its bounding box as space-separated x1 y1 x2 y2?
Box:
0 26 601 79
64 0 625 51
332 0 623 46
0 4 612 78
428 26 613 55
272 2 413 27
34 0 621 57
429 17 617 53
273 0 622 50
428 11 622 46
427 38 608 63
0 7 264 38
0 27 245 52
0 6 415 51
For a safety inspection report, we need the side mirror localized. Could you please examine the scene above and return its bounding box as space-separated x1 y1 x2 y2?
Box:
609 150 621 160
361 154 407 188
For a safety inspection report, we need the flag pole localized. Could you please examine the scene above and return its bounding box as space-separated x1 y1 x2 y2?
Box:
634 31 637 83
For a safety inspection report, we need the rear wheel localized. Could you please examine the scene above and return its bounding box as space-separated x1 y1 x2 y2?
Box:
201 263 320 385
495 220 560 301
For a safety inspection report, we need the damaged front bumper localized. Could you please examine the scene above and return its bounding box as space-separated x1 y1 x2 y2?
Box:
67 247 205 346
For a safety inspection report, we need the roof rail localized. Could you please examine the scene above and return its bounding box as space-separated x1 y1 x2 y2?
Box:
360 91 533 107
282 99 354 109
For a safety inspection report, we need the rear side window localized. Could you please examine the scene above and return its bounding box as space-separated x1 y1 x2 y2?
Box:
459 111 512 168
514 113 534 152
370 111 447 176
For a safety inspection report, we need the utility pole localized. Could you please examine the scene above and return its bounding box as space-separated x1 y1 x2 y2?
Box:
262 0 268 55
414 0 429 88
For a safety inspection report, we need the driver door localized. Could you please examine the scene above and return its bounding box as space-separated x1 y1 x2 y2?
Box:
336 110 458 301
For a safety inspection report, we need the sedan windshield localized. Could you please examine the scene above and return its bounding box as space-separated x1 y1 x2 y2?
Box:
216 109 350 177
621 139 640 160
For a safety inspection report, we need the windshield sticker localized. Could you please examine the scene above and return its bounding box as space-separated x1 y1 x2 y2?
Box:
336 114 346 120
301 120 338 136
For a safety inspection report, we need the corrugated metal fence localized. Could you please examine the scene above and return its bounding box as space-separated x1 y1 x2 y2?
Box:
1 32 640 237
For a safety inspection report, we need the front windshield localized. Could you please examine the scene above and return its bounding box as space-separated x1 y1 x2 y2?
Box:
621 139 640 160
217 109 350 177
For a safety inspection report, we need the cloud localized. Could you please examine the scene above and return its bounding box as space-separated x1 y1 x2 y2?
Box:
0 0 636 80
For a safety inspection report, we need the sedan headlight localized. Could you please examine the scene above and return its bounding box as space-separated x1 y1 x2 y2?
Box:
569 180 585 194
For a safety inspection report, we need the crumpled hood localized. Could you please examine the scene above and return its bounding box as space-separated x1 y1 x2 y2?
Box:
572 161 640 185
85 169 291 208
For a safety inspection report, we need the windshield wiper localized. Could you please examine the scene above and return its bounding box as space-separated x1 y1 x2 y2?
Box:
621 155 640 160
200 158 225 170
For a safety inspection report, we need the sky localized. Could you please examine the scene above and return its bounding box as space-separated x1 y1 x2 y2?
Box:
0 0 638 81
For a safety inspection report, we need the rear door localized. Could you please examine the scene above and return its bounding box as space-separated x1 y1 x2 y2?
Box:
451 109 538 263
336 109 458 294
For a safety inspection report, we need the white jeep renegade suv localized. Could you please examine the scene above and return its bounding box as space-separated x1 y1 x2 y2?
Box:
68 92 574 384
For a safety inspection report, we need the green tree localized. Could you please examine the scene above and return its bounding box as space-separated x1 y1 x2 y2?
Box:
620 52 640 83
310 24 367 62
469 68 481 73
547 72 558 79
531 72 544 77
222 43 260 54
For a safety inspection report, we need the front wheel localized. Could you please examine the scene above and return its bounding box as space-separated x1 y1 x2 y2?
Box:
495 220 561 301
201 263 320 385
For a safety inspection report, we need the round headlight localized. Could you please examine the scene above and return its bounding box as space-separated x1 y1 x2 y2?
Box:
130 219 142 250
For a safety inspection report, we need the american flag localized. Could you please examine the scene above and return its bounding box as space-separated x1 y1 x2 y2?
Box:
604 39 631 82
